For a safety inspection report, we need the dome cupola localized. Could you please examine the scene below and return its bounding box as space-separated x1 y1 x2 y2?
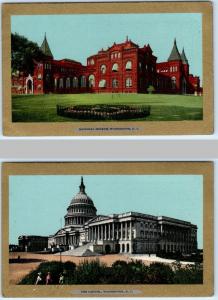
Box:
64 177 97 227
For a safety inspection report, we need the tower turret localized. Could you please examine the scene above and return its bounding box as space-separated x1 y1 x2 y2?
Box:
181 48 189 64
168 38 182 61
40 33 53 59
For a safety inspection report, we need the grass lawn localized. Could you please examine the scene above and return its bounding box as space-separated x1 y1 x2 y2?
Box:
12 93 203 122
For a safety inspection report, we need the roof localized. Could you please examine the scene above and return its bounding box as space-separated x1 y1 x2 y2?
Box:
40 34 53 58
168 39 181 61
181 48 188 64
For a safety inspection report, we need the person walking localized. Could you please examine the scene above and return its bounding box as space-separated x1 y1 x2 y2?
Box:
59 273 64 284
46 272 52 285
35 272 42 285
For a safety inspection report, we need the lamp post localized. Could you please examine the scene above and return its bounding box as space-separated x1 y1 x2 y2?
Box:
59 244 63 263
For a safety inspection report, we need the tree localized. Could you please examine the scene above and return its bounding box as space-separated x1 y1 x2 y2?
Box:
147 85 155 94
11 33 45 75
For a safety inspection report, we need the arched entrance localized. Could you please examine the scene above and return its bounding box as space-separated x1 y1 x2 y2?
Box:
105 244 111 254
115 243 120 253
126 243 130 253
25 75 33 94
122 244 125 253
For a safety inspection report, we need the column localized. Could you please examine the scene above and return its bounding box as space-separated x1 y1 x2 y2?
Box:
92 227 94 242
125 222 128 240
109 223 111 240
98 225 100 240
130 221 132 240
94 226 97 241
101 225 103 240
104 224 107 240
112 223 115 240
121 222 123 240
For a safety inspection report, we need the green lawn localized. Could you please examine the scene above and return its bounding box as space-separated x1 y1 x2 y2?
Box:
12 93 203 122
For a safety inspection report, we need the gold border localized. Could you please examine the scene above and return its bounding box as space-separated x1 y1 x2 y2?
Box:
2 1 214 136
2 162 214 297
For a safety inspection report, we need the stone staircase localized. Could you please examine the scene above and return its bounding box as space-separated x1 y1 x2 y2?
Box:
55 242 101 257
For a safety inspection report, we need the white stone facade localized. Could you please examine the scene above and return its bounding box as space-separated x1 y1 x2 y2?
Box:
49 178 198 254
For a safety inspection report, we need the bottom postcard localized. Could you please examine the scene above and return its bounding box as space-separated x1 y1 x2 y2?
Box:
2 162 213 297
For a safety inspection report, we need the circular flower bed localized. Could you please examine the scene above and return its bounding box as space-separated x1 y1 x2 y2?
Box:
57 104 150 120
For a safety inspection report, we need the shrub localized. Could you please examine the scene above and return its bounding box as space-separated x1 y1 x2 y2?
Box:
145 263 174 284
147 85 155 94
173 263 203 284
73 259 107 284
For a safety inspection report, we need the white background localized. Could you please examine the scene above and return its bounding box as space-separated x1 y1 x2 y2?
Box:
0 0 217 299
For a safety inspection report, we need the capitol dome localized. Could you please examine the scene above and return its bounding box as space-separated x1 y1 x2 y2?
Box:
64 177 97 227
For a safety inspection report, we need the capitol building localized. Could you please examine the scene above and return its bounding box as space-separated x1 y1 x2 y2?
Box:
48 177 198 255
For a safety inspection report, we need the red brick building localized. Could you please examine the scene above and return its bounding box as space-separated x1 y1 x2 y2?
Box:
12 35 202 95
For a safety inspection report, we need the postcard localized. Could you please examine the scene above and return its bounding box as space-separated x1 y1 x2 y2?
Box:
2 1 213 136
2 162 213 296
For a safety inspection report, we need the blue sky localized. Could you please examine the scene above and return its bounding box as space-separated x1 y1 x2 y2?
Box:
11 13 202 79
9 175 203 248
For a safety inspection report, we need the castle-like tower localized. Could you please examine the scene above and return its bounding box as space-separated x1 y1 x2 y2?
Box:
64 177 97 228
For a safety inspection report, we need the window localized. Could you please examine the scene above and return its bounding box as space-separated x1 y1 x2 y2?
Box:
171 76 176 89
98 79 106 88
38 73 42 80
45 74 50 83
118 52 121 58
59 78 63 88
112 63 118 72
101 65 106 74
66 77 71 88
80 76 86 88
90 59 94 65
54 78 57 88
88 74 95 87
126 77 132 88
73 77 78 88
125 61 132 70
112 79 118 88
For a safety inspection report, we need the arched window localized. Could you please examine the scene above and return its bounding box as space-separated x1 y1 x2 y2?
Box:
80 76 86 88
126 77 132 88
112 79 118 88
98 79 106 88
59 78 63 88
54 78 58 88
90 58 95 65
66 77 71 88
88 74 95 87
171 76 176 89
112 63 118 72
125 60 132 70
73 77 78 88
101 65 106 74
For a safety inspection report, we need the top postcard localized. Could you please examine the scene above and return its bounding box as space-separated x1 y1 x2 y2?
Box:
2 1 213 136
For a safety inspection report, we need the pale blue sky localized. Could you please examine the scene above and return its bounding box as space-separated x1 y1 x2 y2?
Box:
9 175 203 248
11 13 202 79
